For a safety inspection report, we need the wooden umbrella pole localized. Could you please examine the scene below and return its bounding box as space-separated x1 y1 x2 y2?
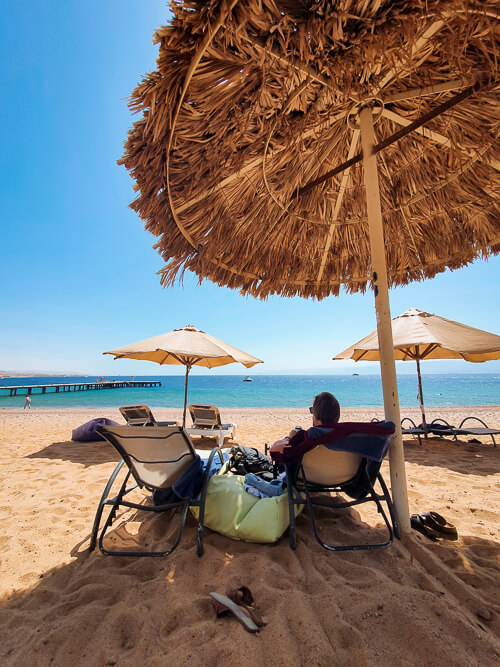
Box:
416 358 428 436
359 105 411 533
183 363 192 427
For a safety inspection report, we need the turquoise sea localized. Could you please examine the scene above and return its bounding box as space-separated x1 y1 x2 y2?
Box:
0 374 498 409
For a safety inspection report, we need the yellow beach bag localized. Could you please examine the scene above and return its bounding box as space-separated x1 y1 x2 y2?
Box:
192 473 302 543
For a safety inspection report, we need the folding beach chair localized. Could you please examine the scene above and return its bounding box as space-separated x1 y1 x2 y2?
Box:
186 404 237 446
119 404 178 427
270 422 399 552
89 425 223 557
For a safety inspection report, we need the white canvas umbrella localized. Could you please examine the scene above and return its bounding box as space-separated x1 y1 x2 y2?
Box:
334 309 500 432
104 325 263 425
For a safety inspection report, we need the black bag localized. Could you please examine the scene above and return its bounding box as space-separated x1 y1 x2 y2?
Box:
229 445 274 479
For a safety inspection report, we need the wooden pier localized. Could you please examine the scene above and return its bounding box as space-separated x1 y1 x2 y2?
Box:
0 380 161 397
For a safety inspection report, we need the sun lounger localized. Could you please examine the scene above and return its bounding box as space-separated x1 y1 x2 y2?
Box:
452 417 499 448
89 424 223 557
186 404 236 447
119 404 178 427
409 417 498 448
401 417 426 445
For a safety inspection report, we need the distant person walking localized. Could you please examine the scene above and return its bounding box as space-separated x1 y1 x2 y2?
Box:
24 396 31 409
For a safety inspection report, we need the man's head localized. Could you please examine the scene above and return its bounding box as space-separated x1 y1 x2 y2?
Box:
311 392 340 425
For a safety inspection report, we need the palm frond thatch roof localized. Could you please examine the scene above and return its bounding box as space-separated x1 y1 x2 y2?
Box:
120 0 500 299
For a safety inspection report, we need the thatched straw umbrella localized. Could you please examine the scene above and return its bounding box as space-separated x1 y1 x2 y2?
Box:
119 1 500 532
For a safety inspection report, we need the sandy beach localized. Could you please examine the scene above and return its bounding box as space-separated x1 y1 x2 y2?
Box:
0 405 498 665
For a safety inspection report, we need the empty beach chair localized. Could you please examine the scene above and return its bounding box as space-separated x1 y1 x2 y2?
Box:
401 417 426 445
89 424 223 557
119 404 178 427
452 416 499 448
186 404 237 447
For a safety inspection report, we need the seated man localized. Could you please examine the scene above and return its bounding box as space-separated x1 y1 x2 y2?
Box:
271 391 341 452
270 392 393 467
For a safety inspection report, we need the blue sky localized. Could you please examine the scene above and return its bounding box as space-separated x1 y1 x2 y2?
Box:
1 1 499 377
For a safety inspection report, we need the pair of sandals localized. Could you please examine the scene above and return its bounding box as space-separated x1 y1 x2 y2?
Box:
411 511 458 541
210 586 267 633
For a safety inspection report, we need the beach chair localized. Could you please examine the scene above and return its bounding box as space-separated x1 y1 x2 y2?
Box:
424 417 499 448
119 404 178 427
186 404 237 447
401 417 426 445
447 416 498 448
425 418 460 444
271 422 399 552
89 425 223 557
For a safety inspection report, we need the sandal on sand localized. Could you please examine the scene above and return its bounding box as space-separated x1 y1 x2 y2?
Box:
226 586 267 628
410 514 441 541
210 592 260 633
420 512 458 540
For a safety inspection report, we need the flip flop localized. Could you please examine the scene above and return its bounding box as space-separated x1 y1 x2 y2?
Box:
209 592 260 633
420 512 458 540
410 514 441 541
226 586 267 628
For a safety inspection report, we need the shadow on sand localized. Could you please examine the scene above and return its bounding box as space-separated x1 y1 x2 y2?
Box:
402 436 498 476
26 439 121 467
0 497 498 665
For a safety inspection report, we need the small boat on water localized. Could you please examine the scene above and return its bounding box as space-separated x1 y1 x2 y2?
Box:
243 376 253 382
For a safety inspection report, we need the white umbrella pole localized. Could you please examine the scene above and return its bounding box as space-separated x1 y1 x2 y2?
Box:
415 358 428 436
182 364 191 427
359 105 411 533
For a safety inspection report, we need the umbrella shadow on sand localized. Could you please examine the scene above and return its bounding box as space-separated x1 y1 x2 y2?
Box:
26 439 121 467
0 513 498 664
400 435 497 476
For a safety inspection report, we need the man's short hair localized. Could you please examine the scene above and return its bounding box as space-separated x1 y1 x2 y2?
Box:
312 392 340 424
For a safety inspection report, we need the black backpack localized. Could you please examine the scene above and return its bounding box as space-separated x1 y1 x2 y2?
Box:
228 445 275 479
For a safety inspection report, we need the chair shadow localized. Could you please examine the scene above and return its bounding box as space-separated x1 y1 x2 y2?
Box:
26 440 120 467
402 435 497 476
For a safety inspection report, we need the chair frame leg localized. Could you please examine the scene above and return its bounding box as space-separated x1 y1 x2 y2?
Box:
90 461 189 558
90 446 225 558
196 447 224 557
89 460 126 552
287 465 398 552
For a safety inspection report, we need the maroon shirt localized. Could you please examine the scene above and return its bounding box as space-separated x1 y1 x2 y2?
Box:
269 421 395 464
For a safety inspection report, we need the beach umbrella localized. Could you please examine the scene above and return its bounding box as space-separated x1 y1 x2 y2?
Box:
334 308 500 432
119 1 500 532
104 325 262 426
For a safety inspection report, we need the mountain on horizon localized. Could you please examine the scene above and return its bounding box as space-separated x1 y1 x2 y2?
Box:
0 371 84 379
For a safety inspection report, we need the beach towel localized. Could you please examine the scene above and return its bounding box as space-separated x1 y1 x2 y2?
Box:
270 421 395 500
269 421 395 464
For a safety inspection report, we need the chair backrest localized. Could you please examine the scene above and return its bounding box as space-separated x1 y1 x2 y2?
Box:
188 404 222 428
119 404 157 426
301 445 362 486
96 425 197 489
